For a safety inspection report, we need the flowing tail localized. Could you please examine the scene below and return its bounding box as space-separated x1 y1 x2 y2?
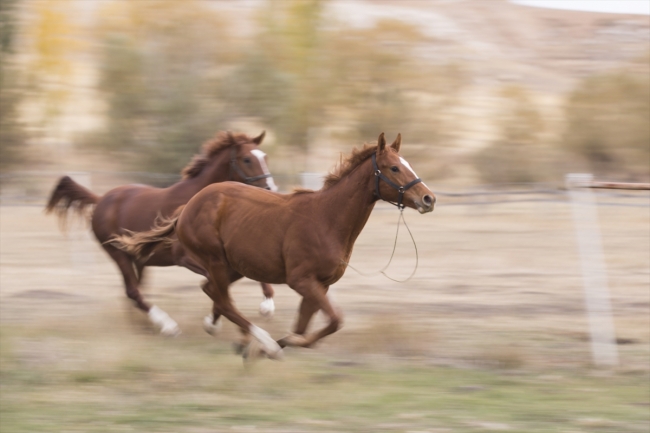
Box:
45 176 99 228
108 212 182 262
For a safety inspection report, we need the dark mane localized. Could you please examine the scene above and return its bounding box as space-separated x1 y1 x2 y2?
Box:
181 131 254 179
322 144 379 190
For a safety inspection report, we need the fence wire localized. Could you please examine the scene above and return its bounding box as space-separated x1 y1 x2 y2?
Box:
1 171 649 208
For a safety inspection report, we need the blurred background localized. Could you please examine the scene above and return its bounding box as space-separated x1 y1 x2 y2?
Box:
1 1 649 432
1 0 648 189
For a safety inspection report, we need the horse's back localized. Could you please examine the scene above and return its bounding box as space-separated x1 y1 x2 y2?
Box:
178 183 354 285
182 182 289 236
179 182 293 282
92 184 175 242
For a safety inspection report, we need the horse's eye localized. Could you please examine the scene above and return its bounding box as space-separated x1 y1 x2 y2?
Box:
243 157 252 164
391 166 399 173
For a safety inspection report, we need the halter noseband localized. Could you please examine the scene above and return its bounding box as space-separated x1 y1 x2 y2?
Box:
372 152 422 210
229 147 272 184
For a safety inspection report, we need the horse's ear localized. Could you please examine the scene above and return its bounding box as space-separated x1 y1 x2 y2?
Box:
377 132 386 153
252 130 266 145
227 131 237 146
390 133 401 153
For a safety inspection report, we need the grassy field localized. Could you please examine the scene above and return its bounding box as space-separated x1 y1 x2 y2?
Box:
1 323 648 433
1 197 649 432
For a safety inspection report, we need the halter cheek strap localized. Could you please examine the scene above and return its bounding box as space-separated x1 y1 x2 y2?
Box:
229 147 272 184
372 152 422 210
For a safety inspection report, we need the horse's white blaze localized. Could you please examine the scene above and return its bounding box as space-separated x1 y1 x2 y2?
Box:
249 324 282 357
259 297 275 317
399 157 419 177
399 157 429 189
251 149 278 192
148 305 181 336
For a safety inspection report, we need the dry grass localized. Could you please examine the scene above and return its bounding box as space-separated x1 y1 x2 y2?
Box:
1 200 649 431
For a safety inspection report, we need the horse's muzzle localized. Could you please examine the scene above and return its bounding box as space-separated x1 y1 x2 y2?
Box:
416 194 435 213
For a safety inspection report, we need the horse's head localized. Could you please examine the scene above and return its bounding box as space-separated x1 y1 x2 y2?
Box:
229 131 278 191
373 133 435 213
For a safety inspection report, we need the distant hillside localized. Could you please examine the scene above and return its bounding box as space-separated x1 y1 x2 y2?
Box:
335 0 648 91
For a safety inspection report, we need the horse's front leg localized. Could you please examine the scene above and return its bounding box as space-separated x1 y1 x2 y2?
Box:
279 279 342 348
105 244 181 336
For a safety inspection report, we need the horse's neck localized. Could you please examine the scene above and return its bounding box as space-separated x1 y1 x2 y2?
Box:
316 158 377 248
169 151 230 200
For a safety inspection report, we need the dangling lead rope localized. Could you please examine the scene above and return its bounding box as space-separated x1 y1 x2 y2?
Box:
342 208 419 283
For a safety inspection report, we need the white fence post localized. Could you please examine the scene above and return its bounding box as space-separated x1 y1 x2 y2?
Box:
566 173 619 367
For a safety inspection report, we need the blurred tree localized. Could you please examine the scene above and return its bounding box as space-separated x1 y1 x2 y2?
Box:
220 0 323 148
0 0 25 170
221 2 466 148
28 0 78 130
563 71 650 178
328 21 466 144
89 0 468 173
89 0 232 173
474 85 547 184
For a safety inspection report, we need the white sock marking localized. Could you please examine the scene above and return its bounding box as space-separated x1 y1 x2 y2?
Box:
259 297 275 317
251 149 278 192
148 305 181 336
203 314 222 335
249 324 282 357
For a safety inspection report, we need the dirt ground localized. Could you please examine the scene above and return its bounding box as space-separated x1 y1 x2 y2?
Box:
0 194 650 433
2 195 648 368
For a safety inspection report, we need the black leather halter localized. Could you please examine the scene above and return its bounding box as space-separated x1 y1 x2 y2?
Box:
372 152 422 210
229 147 272 184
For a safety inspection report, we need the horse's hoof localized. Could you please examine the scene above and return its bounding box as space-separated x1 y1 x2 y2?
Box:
242 339 264 362
160 324 181 337
249 325 284 360
278 333 307 347
242 340 284 362
203 314 222 336
265 345 284 360
259 297 275 318
233 342 245 355
149 306 181 337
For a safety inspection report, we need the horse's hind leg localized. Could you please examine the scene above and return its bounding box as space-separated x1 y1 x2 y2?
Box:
174 247 223 336
203 280 272 335
104 245 180 336
203 264 282 360
201 281 222 336
259 282 275 318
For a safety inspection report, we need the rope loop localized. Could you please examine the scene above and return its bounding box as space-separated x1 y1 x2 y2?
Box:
342 208 419 283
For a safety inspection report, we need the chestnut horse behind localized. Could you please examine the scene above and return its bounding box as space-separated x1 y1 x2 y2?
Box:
114 133 435 359
45 131 277 336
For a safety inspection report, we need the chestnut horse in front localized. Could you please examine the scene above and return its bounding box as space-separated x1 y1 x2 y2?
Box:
45 131 277 336
114 133 435 359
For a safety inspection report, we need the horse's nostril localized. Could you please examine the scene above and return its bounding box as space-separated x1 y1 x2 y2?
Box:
264 186 271 191
423 195 433 206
